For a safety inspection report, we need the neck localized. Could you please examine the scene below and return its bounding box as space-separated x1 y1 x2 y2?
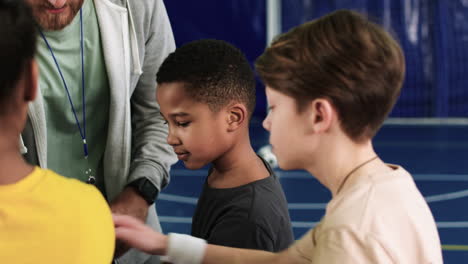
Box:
209 134 269 188
305 134 389 197
0 133 33 185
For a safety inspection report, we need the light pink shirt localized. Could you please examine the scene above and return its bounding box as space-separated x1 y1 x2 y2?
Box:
291 165 443 264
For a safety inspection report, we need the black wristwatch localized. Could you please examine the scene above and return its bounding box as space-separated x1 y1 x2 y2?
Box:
127 178 159 205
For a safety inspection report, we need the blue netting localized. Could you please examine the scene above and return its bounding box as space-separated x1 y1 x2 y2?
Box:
165 0 468 117
282 0 468 117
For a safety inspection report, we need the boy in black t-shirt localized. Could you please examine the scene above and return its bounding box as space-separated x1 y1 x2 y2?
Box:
156 39 293 251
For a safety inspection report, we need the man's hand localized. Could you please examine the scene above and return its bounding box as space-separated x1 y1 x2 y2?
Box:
113 214 168 256
110 186 150 258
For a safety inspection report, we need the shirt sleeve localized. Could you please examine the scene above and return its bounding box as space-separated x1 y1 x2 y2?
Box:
206 219 276 252
290 226 395 264
311 227 394 264
77 185 116 264
289 229 315 262
127 0 177 191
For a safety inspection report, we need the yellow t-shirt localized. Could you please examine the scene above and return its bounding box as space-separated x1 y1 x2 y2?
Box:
0 167 115 264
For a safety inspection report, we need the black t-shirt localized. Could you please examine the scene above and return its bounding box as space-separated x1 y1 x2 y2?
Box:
191 158 294 252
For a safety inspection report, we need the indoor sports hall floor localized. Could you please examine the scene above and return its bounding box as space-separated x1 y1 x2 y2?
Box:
157 120 468 263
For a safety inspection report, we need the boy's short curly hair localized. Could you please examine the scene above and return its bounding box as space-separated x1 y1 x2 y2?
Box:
157 39 256 117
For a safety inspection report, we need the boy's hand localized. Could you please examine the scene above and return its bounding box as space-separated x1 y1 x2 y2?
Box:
113 214 168 256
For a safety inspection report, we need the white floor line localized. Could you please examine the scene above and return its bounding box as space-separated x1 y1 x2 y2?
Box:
160 186 468 208
158 216 468 229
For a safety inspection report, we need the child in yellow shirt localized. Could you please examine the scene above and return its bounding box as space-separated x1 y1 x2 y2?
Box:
0 1 114 263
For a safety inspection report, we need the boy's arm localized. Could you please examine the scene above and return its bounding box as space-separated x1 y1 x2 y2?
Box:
203 243 305 264
114 214 309 264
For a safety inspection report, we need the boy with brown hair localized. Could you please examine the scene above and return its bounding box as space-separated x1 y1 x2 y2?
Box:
155 39 293 252
114 10 442 264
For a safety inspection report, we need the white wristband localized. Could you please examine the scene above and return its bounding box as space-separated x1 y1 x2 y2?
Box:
167 233 207 264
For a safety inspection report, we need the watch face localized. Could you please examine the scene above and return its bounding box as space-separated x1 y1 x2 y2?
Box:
140 179 157 204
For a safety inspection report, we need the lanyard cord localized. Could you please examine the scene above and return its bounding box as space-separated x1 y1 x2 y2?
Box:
38 9 88 158
336 156 378 195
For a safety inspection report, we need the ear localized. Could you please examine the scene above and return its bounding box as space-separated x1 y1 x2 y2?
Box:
23 59 38 102
306 98 335 134
226 103 247 132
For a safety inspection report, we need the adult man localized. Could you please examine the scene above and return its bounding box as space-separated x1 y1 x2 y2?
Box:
21 0 177 263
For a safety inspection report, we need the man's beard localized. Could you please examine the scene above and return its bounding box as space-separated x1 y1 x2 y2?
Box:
33 0 84 31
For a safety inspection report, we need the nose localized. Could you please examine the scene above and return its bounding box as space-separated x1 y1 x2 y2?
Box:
166 128 181 146
262 113 271 131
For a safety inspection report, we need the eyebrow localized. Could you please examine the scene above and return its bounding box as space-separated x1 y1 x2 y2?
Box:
160 112 190 119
